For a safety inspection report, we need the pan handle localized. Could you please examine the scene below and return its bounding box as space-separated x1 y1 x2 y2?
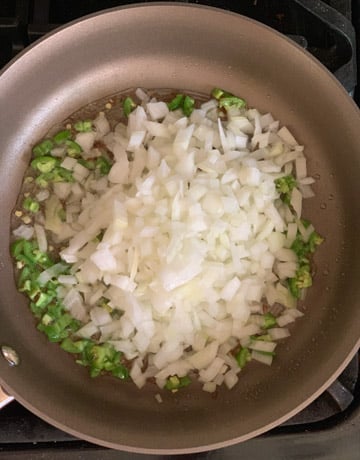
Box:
0 386 14 409
294 0 356 94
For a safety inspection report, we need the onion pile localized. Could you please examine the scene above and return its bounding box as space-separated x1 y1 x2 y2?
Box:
12 89 321 393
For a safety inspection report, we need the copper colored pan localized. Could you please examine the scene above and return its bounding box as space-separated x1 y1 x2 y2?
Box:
1 3 360 454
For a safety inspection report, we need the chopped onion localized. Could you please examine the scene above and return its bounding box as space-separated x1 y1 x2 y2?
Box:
13 224 34 240
34 224 47 253
202 382 217 393
224 370 239 390
15 90 320 393
251 351 274 366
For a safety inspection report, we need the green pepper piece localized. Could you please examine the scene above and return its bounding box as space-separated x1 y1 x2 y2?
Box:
35 291 55 309
274 174 297 205
38 311 80 342
308 231 324 253
74 120 92 132
288 277 300 299
165 375 180 390
219 96 246 110
164 374 191 391
33 250 53 269
235 347 251 369
66 140 83 157
168 94 185 111
11 239 25 258
17 264 31 285
31 156 58 174
96 156 111 175
61 338 90 354
22 240 37 262
53 129 72 145
35 172 52 188
62 339 80 353
22 197 40 213
54 167 74 183
32 139 54 157
263 312 277 329
211 88 234 100
78 159 95 170
76 342 128 379
183 95 195 117
110 364 129 379
288 264 312 299
123 97 136 117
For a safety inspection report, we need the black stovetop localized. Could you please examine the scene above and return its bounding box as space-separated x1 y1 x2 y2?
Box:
1 1 360 459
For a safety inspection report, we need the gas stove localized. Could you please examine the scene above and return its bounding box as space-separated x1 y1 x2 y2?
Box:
0 1 360 459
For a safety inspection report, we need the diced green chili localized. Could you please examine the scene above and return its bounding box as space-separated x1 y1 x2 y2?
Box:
111 365 129 380
168 94 185 111
35 173 52 188
183 95 195 117
123 97 136 117
219 96 246 110
263 312 277 329
66 140 82 157
78 159 95 170
274 174 297 205
75 342 128 379
35 291 55 309
53 167 74 183
32 139 54 157
308 231 324 253
22 197 40 213
35 166 74 187
61 338 90 354
74 120 92 132
235 347 251 368
288 265 312 299
96 156 111 175
38 311 80 342
31 156 58 174
53 129 72 145
164 374 191 391
11 239 26 258
211 88 234 100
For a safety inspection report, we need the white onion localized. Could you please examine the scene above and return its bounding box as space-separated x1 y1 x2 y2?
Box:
75 132 96 153
224 370 239 390
251 351 273 366
89 306 112 326
146 101 169 121
20 90 320 393
202 382 217 393
268 327 290 340
13 224 34 240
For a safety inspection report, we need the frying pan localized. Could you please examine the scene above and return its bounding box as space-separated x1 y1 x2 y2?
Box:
0 2 360 454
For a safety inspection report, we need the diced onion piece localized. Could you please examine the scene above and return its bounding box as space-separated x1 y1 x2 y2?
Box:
268 327 290 340
75 132 96 152
13 224 34 240
248 341 276 353
251 351 274 366
202 382 217 393
224 370 239 390
146 101 169 121
34 224 47 252
89 306 112 326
